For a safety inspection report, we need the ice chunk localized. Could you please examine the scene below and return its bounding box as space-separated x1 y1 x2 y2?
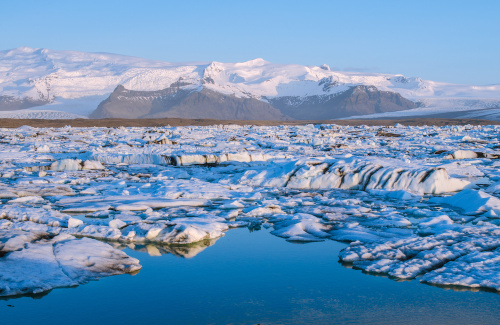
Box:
421 248 500 291
50 159 104 171
1 206 80 228
67 217 83 228
339 227 500 283
368 189 421 201
36 145 50 153
430 189 500 215
121 217 228 244
271 214 331 242
8 196 45 204
82 160 105 170
445 150 499 160
445 150 480 160
417 215 454 228
51 159 83 171
238 161 468 194
0 233 141 297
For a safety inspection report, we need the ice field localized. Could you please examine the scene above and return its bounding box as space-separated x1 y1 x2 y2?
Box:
1 123 500 296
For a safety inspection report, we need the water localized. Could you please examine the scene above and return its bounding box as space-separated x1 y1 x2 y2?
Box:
2 228 500 324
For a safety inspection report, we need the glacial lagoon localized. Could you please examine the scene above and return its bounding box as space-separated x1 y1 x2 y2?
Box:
2 123 500 324
3 227 500 325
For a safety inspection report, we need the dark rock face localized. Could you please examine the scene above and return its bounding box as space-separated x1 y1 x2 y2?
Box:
90 85 191 119
90 84 417 120
0 95 49 111
90 85 289 120
268 85 418 120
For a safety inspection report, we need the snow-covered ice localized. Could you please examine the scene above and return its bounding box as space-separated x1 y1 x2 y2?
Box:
0 232 141 297
1 122 500 296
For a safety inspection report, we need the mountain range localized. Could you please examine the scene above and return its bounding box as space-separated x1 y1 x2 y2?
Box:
1 47 499 120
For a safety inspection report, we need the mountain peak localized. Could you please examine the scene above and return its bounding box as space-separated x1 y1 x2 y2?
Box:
319 64 330 71
16 46 38 53
1 46 39 56
235 58 268 67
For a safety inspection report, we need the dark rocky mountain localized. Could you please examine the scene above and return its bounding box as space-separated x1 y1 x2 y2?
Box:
90 85 289 120
0 95 49 111
90 84 417 120
268 85 419 120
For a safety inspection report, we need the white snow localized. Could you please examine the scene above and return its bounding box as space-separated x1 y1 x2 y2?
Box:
1 47 499 118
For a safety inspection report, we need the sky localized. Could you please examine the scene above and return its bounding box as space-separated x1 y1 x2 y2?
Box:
1 0 499 85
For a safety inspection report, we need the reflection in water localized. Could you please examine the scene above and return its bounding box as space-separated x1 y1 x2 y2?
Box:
0 290 52 302
423 281 500 295
111 238 220 258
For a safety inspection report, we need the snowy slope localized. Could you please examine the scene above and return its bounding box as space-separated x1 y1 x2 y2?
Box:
1 47 499 118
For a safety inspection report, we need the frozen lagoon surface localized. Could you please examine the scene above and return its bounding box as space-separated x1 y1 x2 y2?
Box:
2 123 500 323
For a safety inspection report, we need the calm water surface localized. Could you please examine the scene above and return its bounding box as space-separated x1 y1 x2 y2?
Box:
2 228 500 324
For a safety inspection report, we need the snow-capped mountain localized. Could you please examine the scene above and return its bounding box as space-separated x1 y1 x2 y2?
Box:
1 47 499 120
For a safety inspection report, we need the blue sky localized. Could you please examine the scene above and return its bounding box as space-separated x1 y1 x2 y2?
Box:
1 0 498 85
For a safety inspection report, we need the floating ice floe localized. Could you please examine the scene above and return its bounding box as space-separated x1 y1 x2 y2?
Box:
445 150 499 160
339 226 500 289
0 231 141 297
430 189 500 216
270 213 331 242
421 248 500 291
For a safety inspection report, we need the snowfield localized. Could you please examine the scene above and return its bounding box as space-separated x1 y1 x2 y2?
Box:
1 47 499 118
1 122 500 296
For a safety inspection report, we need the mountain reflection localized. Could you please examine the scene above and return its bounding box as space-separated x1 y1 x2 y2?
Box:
113 238 220 258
